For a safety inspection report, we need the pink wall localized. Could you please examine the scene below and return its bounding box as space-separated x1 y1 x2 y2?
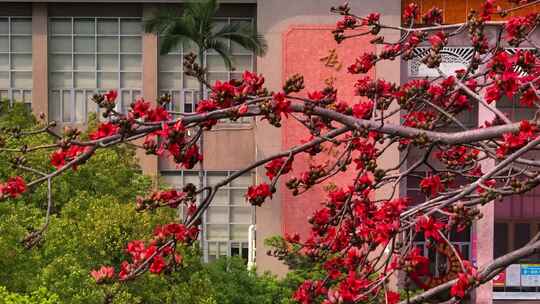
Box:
281 25 376 237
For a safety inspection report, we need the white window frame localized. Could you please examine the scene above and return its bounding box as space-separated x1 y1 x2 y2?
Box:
158 17 255 124
0 16 32 106
161 170 255 262
48 16 143 123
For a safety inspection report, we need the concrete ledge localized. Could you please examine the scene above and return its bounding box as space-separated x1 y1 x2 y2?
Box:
494 292 540 300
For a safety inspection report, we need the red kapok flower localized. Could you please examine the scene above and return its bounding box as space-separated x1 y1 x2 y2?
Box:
130 98 151 119
485 85 501 104
362 13 380 26
149 255 166 274
416 216 445 241
429 31 446 50
420 174 444 196
348 53 377 74
403 3 419 24
520 88 539 107
265 157 293 180
386 291 401 304
89 122 119 140
422 7 443 25
90 265 115 284
450 272 472 298
104 90 118 103
272 92 291 118
246 183 273 206
352 100 374 119
0 176 26 199
147 106 171 122
50 150 66 169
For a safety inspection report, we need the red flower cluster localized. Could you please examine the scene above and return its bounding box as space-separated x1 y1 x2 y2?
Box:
348 53 377 74
450 273 472 298
0 176 26 199
505 14 538 46
104 90 117 105
50 145 87 170
497 121 538 158
130 98 151 119
146 121 203 169
89 122 119 140
117 224 196 280
436 146 479 168
362 13 380 26
153 223 197 243
245 183 273 206
420 175 444 197
352 100 374 119
136 189 190 211
352 131 379 169
147 106 171 122
203 71 266 112
422 7 443 25
336 15 357 31
265 157 293 180
354 77 395 100
90 266 115 284
429 31 447 50
399 247 430 285
271 92 291 117
403 111 436 129
402 3 419 24
292 280 326 304
416 216 445 241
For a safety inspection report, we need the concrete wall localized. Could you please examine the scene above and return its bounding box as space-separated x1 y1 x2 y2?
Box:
32 4 47 118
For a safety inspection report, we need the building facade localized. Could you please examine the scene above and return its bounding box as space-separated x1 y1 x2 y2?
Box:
3 0 539 303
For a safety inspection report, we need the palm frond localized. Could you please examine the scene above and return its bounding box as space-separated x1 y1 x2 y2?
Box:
212 22 267 56
159 35 191 55
185 0 219 37
144 10 182 34
146 9 203 55
206 39 233 70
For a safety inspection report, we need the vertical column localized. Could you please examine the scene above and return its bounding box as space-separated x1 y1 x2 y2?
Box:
475 103 495 304
137 4 159 179
32 4 48 118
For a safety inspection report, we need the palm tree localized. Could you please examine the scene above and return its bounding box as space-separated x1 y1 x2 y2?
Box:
144 0 267 226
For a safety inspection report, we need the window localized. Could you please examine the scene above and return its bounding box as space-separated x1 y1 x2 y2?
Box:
497 95 535 122
407 173 472 280
158 17 254 123
494 222 509 259
48 17 142 123
161 170 254 262
0 17 32 104
413 228 471 276
494 221 540 293
494 222 540 262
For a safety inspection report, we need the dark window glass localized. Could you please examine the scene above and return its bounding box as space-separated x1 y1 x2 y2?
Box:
514 223 531 251
450 226 471 242
494 222 509 258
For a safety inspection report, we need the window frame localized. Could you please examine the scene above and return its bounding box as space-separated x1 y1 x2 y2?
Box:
0 16 32 105
160 170 255 262
158 16 255 125
48 16 143 123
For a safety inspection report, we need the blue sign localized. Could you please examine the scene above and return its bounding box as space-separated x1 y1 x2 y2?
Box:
521 265 540 276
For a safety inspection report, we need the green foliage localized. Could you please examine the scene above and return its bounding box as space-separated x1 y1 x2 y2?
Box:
0 103 296 303
144 0 267 69
0 286 60 304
